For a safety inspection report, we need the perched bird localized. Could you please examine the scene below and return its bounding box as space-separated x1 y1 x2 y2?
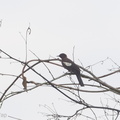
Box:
59 53 84 86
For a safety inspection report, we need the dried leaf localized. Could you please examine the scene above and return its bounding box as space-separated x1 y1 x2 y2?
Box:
22 76 27 91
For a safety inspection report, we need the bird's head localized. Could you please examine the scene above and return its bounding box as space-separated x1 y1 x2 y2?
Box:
58 53 67 59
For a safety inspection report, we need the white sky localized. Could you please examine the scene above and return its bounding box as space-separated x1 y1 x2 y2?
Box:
0 0 120 120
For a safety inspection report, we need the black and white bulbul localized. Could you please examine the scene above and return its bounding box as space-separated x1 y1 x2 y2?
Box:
59 53 84 86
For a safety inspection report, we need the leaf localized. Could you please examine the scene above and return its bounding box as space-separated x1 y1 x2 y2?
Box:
22 76 27 91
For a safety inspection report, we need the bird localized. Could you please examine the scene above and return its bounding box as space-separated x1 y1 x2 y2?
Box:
58 53 84 86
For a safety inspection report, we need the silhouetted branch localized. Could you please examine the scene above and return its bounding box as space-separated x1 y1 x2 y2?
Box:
0 49 120 119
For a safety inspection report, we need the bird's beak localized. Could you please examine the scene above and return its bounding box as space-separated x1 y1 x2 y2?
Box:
57 55 59 57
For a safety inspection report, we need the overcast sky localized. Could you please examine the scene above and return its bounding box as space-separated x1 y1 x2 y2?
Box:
0 0 120 120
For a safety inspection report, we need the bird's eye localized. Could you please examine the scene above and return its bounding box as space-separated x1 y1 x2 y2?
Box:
63 62 72 66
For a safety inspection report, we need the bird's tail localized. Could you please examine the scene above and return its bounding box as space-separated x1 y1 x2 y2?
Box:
76 72 84 86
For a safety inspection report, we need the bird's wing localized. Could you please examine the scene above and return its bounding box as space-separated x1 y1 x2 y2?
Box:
62 58 80 72
63 62 72 66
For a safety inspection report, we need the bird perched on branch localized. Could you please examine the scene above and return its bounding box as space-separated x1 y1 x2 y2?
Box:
58 53 84 86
